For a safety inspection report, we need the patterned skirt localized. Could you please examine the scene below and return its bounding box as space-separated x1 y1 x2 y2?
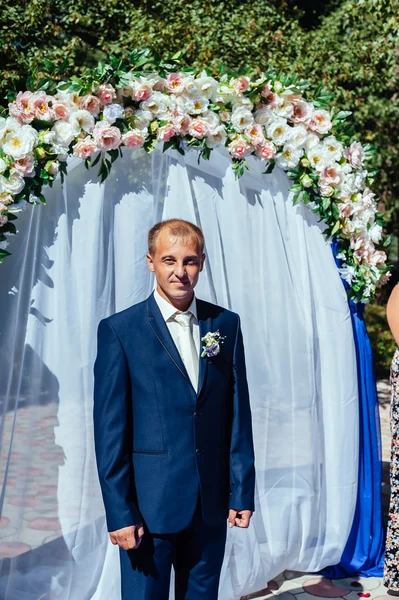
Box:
384 347 399 589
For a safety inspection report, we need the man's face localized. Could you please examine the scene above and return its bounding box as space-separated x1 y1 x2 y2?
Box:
147 230 205 304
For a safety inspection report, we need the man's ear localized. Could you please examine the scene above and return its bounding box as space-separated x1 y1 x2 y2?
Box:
146 253 155 272
200 253 206 272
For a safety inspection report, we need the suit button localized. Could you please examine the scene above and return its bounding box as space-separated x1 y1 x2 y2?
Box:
196 448 203 455
194 412 201 419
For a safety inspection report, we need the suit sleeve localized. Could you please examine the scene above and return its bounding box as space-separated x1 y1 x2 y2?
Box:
93 319 142 532
229 316 256 512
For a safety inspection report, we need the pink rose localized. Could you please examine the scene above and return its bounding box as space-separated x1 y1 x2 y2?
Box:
320 164 342 187
133 84 152 102
166 73 185 95
339 200 353 219
93 123 121 151
231 77 250 94
52 101 70 120
310 110 332 135
73 136 98 159
157 124 176 143
32 92 54 121
79 95 102 115
122 130 146 148
228 136 252 159
12 156 35 177
188 118 209 140
369 250 387 267
245 123 264 146
219 111 230 123
0 214 8 226
262 91 280 109
344 142 365 169
97 84 117 105
172 113 191 135
0 193 13 206
290 100 313 124
9 91 35 124
255 140 277 162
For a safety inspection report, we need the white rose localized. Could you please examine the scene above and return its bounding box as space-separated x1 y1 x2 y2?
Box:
53 121 76 148
0 240 9 250
2 125 38 159
266 118 291 146
275 100 294 119
103 103 125 124
141 92 170 116
0 158 7 174
195 73 219 99
304 132 320 152
134 110 153 129
188 94 209 115
0 172 25 195
288 124 308 147
203 111 220 131
369 223 383 244
206 125 227 148
232 96 253 111
0 117 20 144
307 145 328 172
323 135 344 161
69 109 95 133
231 107 254 131
255 107 274 126
276 143 304 169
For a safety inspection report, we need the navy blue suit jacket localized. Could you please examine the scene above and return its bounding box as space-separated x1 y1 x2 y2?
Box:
93 292 255 534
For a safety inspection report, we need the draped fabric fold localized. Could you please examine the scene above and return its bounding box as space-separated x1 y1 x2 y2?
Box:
0 147 359 599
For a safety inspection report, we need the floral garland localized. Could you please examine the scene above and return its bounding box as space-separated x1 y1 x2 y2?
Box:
0 52 390 302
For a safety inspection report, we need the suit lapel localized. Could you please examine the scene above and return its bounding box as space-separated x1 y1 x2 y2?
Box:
197 299 213 398
147 293 192 387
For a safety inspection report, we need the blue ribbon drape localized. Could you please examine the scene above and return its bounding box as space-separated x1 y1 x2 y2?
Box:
321 242 385 577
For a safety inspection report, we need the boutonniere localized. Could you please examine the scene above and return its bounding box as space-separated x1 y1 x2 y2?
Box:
201 330 226 358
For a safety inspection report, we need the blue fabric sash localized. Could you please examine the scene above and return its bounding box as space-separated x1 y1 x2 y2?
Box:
321 241 385 577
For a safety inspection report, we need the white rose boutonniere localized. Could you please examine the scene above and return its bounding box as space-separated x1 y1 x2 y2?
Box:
201 330 225 358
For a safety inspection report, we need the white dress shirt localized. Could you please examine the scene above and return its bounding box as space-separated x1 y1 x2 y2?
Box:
154 289 200 390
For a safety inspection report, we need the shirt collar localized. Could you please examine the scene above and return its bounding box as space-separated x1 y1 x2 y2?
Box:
154 288 198 322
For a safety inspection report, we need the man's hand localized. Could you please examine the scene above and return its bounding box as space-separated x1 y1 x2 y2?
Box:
228 509 252 529
109 524 144 550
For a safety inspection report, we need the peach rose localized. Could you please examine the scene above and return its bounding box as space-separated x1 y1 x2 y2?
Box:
255 140 277 162
231 77 250 94
73 136 98 159
12 155 35 177
79 95 102 115
188 118 209 139
228 136 252 159
97 84 117 105
157 124 176 143
122 130 146 148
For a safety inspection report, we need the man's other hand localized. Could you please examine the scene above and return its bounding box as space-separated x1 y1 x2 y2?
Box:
109 524 144 550
228 509 252 529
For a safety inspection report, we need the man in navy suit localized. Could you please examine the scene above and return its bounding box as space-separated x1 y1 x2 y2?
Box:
93 219 255 599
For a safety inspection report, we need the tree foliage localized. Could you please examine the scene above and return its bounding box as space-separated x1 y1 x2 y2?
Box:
0 0 398 225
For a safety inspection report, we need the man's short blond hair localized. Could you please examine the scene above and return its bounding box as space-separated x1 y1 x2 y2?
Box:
148 219 205 255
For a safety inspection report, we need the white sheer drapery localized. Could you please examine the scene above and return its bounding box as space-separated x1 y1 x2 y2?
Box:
0 147 358 600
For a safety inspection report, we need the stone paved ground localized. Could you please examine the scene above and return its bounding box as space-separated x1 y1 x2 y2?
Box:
0 383 394 599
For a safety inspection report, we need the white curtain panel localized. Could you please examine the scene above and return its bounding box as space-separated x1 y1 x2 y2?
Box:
0 147 358 600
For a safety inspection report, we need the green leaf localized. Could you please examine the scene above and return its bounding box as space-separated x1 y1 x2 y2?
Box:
331 221 340 236
91 152 102 168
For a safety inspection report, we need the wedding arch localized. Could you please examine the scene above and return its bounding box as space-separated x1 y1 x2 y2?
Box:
0 50 386 599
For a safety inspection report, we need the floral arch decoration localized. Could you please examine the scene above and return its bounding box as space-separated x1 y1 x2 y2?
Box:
0 50 391 303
